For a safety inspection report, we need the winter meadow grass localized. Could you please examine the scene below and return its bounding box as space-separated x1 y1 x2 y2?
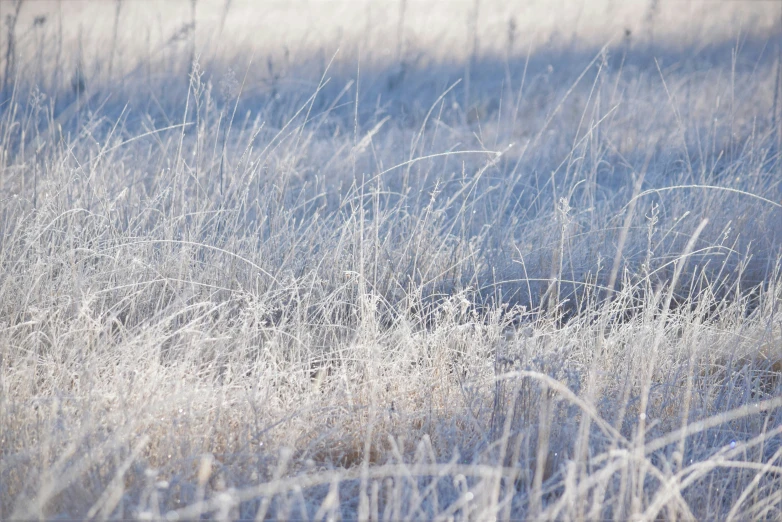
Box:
1 0 781 520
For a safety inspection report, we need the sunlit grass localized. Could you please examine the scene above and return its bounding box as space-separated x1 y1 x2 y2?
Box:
0 1 781 520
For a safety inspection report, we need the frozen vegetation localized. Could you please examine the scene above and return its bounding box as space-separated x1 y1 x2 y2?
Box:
0 0 781 519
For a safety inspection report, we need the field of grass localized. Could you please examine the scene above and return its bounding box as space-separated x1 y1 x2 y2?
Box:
1 0 781 520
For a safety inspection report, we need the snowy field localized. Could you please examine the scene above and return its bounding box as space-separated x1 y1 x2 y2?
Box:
1 0 781 519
